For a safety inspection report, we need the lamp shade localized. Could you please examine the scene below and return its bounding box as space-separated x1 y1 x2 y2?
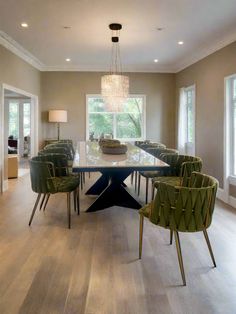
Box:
48 110 67 123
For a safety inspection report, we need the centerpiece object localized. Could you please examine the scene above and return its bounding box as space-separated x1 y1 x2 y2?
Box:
99 138 120 147
99 139 127 155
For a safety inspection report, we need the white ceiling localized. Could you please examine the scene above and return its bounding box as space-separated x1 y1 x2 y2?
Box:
0 0 236 72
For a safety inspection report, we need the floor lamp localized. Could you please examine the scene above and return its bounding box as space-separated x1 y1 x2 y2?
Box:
48 110 68 140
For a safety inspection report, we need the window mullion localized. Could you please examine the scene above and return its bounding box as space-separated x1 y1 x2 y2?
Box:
113 113 116 138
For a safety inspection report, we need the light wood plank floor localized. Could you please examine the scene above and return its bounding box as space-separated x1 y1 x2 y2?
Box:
0 172 236 314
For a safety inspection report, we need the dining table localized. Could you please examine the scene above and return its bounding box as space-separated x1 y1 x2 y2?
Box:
72 141 169 212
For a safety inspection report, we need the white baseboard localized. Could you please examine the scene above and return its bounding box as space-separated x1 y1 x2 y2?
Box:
229 196 236 208
2 179 8 192
217 187 236 208
217 188 227 202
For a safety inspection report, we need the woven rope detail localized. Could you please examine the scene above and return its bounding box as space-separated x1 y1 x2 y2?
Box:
149 173 218 232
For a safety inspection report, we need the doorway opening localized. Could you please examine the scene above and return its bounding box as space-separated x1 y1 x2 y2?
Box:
0 84 38 192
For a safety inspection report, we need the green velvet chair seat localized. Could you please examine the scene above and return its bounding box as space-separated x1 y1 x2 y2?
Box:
52 176 80 193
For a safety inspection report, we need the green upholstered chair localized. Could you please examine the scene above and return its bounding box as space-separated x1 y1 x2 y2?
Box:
44 144 74 161
151 154 203 200
44 139 75 155
139 172 218 285
131 141 166 191
139 142 166 151
44 142 87 188
34 153 80 213
29 157 80 228
138 148 178 203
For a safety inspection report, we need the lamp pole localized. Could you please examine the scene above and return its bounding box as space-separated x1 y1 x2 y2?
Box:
57 122 60 140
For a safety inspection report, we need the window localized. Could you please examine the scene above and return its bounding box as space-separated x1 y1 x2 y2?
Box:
186 88 194 143
86 95 146 141
9 102 19 138
23 102 31 137
225 75 236 177
178 85 195 155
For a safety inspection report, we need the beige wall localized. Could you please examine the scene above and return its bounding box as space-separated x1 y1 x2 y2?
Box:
0 45 41 184
0 45 41 97
41 72 176 147
176 41 236 187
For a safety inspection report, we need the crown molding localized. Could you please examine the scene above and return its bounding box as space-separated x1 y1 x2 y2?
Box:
174 30 236 73
0 31 45 71
42 65 175 73
1 29 236 74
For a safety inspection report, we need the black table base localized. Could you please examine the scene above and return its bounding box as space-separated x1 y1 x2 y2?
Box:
85 169 142 212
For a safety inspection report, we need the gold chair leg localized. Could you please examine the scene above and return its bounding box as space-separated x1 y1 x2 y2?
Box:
170 230 173 245
139 214 144 259
138 173 141 196
80 173 83 190
43 194 50 211
77 187 80 215
203 229 216 267
174 231 186 286
145 178 149 204
29 193 41 226
151 184 155 200
39 194 46 210
67 192 71 229
131 172 134 185
73 191 76 212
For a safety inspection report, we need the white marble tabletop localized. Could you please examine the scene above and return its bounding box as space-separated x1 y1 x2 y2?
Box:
72 141 169 172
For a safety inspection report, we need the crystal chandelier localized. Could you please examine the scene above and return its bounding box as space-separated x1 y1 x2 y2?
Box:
101 23 129 112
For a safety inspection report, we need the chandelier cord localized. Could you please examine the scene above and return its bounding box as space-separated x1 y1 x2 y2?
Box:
110 29 122 75
101 23 129 112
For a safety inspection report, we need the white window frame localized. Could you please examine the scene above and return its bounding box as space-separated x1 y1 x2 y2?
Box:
178 85 196 155
86 94 146 141
224 74 236 188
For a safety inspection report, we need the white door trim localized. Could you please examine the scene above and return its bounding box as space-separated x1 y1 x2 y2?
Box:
0 83 38 192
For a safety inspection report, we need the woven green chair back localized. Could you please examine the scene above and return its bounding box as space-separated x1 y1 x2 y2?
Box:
180 157 202 185
159 154 179 175
60 141 75 156
159 154 202 179
46 142 75 157
147 147 178 158
40 147 68 158
35 153 68 177
44 143 74 159
58 139 73 145
29 158 57 194
139 142 166 151
149 172 218 232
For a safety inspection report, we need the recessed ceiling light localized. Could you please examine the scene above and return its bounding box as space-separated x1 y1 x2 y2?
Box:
21 23 28 28
154 59 159 63
178 41 184 45
66 58 71 62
